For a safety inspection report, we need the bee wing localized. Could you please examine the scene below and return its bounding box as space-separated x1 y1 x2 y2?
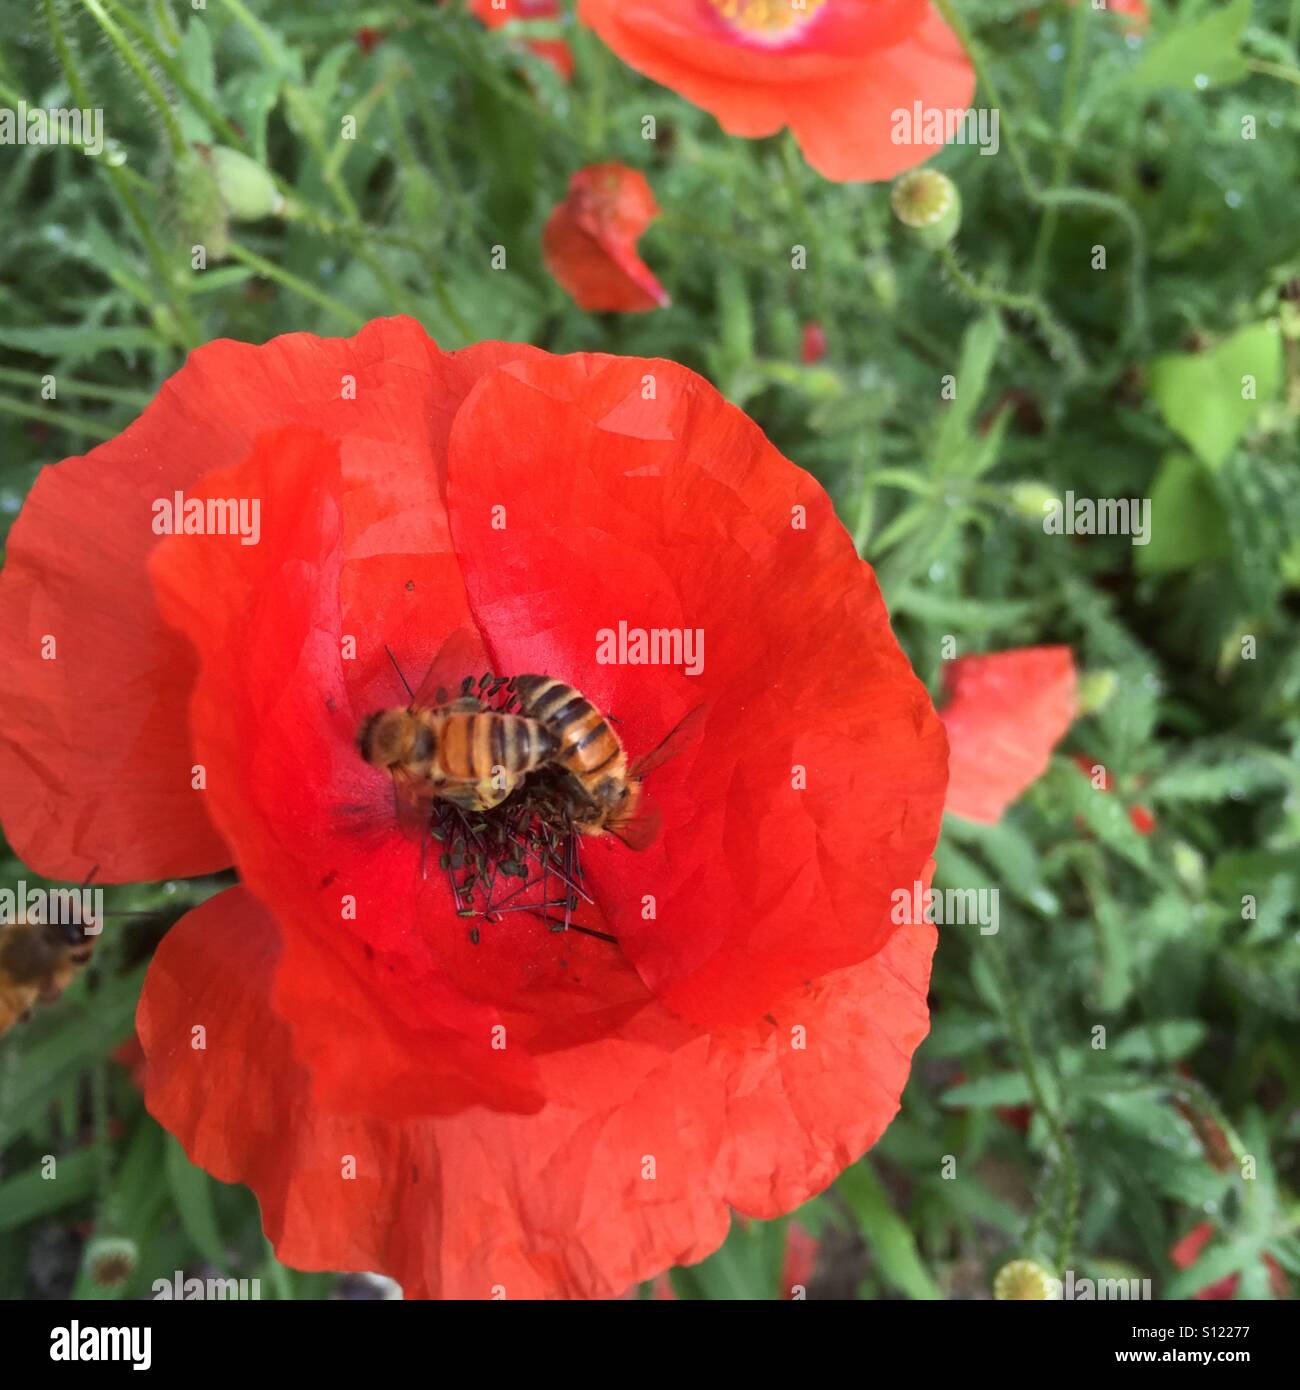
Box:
409 628 491 709
631 704 708 778
389 766 438 843
607 802 663 852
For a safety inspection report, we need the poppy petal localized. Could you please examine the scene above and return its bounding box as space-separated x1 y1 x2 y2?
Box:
543 164 670 313
941 647 1077 823
0 316 463 882
139 882 936 1298
787 9 977 182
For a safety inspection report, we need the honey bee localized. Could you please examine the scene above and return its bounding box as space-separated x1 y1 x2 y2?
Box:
510 676 704 849
0 877 100 1037
356 630 559 818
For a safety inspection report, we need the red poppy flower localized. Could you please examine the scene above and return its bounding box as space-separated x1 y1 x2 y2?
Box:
578 0 975 183
542 163 670 313
1170 1224 1290 1300
354 27 386 55
940 648 1077 823
470 0 574 80
0 317 947 1297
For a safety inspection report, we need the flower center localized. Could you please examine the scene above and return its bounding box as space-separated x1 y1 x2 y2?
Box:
706 0 828 39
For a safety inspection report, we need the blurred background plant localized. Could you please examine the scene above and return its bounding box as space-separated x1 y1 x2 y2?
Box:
1 0 1298 1300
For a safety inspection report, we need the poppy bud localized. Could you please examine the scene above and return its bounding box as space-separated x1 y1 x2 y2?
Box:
84 1235 138 1288
206 145 285 222
174 146 229 259
1075 669 1118 716
890 169 961 249
993 1258 1057 1300
1008 481 1060 522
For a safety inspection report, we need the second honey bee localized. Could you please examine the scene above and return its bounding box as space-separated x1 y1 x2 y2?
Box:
0 914 98 1037
511 675 703 848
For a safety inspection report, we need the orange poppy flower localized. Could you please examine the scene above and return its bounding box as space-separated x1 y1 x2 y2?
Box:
470 0 574 81
542 163 670 312
941 647 1077 823
0 317 947 1297
578 0 975 182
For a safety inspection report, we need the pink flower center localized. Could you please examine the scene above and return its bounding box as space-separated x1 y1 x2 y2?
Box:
706 0 828 40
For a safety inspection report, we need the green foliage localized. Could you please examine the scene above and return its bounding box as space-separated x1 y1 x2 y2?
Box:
1 0 1298 1301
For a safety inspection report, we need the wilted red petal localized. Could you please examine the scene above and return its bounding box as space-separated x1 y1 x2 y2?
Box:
543 164 670 312
941 647 1077 823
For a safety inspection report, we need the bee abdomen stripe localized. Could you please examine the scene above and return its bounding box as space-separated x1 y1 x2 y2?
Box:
491 716 507 771
586 746 621 775
574 720 610 753
548 695 594 731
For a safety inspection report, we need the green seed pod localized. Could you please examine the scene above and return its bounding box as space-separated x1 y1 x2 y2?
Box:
85 1235 139 1289
890 169 961 249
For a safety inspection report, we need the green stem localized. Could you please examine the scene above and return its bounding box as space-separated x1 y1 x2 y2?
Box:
225 239 366 328
990 946 1080 1273
932 0 1148 353
0 394 116 440
931 0 1037 196
44 0 201 348
0 367 150 406
150 0 181 48
101 0 252 151
938 245 1088 381
1030 0 1090 289
1247 58 1300 87
80 0 187 159
219 0 289 70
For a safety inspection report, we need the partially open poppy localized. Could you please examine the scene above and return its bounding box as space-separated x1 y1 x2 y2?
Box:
542 163 670 313
470 0 574 81
0 317 947 1297
578 0 974 183
941 647 1077 823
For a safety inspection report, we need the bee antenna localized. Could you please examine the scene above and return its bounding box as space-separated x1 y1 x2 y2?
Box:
385 645 415 701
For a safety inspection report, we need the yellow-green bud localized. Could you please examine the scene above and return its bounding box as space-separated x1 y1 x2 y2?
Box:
1076 669 1119 716
891 169 961 249
1009 481 1061 523
993 1258 1058 1301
